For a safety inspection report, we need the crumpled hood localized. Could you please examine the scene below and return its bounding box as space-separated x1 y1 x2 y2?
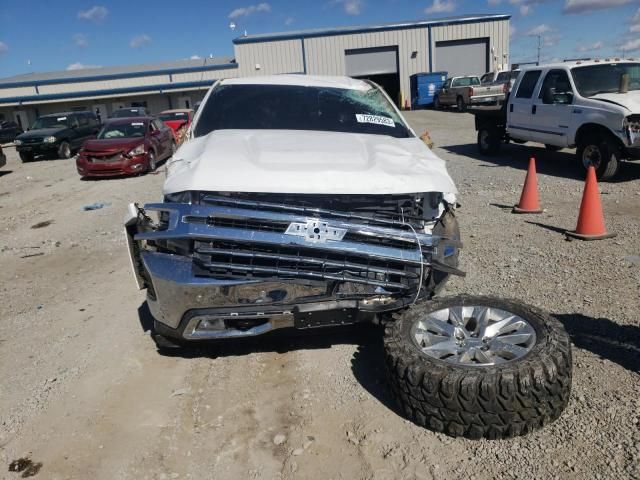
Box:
591 90 640 112
164 130 457 195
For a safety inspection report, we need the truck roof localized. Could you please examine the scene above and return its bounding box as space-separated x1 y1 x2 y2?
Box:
219 74 371 91
520 58 639 71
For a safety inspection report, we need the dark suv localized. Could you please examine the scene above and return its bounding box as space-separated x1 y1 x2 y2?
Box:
15 111 100 161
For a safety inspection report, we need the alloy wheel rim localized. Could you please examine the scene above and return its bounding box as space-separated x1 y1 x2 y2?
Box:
582 145 601 169
149 152 156 170
63 144 70 158
411 306 537 366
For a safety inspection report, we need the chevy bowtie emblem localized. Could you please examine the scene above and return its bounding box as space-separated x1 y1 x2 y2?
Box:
285 219 347 243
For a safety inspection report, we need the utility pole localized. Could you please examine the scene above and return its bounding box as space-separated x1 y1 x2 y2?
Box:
537 35 541 65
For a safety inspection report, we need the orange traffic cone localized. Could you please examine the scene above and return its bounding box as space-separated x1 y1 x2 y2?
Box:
566 166 615 240
513 157 543 214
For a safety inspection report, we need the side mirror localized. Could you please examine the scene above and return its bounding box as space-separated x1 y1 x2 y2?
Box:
542 87 555 105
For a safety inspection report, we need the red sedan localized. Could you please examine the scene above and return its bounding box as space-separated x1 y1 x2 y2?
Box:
158 109 194 144
76 117 175 178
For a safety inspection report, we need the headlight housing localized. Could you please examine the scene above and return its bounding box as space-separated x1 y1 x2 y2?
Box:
43 136 57 143
127 144 146 156
14 139 22 145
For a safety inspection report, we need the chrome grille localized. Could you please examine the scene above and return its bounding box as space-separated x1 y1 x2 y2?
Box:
192 241 420 291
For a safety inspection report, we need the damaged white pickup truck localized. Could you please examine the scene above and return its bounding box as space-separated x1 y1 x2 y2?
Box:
125 75 572 439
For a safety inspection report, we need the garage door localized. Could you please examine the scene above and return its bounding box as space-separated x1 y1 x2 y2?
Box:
434 38 489 77
345 47 398 77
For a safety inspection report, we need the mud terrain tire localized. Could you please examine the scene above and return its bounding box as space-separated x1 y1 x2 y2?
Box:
383 295 572 439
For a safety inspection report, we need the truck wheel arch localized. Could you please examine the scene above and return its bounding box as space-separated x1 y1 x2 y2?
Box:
574 123 623 150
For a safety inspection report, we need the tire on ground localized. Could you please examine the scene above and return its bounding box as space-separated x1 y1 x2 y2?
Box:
456 96 466 113
19 151 34 162
477 128 501 155
383 295 572 439
58 140 72 159
429 210 460 295
576 130 622 181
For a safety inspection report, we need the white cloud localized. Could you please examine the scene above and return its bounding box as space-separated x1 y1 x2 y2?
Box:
190 54 202 60
630 8 640 33
487 0 502 5
520 4 530 15
284 16 294 25
130 34 152 48
526 24 551 35
621 38 640 52
425 0 456 14
0 41 8 55
77 5 108 22
563 0 632 14
228 3 271 19
510 25 517 37
542 33 562 47
576 41 603 52
73 33 88 48
330 0 363 15
344 0 363 15
66 62 101 71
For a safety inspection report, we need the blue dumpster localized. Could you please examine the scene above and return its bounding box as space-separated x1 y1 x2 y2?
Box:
410 72 447 108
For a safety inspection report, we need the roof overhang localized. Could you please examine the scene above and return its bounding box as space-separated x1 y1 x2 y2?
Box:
0 81 215 106
233 14 511 44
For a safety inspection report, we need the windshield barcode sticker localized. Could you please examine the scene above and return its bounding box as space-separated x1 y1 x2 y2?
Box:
355 114 395 127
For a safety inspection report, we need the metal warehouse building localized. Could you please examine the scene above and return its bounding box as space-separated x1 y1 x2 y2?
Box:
0 13 509 128
233 13 510 105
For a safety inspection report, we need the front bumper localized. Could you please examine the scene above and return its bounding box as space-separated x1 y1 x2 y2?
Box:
469 94 505 105
125 199 463 340
16 143 58 155
77 153 148 177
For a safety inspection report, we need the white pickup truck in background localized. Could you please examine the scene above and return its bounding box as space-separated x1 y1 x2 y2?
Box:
481 69 521 94
473 59 640 180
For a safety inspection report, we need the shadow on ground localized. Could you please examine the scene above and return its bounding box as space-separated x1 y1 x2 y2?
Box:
555 313 640 374
137 301 399 412
441 143 640 183
0 170 13 178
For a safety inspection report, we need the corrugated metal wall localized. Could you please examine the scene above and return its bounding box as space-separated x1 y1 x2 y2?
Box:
236 39 304 76
304 28 428 99
431 20 510 73
234 18 509 102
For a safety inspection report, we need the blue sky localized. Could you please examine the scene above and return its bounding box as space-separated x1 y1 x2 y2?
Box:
0 0 638 77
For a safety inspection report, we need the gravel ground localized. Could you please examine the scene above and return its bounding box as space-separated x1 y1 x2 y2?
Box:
0 109 638 480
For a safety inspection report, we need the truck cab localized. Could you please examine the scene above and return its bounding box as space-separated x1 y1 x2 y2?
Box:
474 60 640 180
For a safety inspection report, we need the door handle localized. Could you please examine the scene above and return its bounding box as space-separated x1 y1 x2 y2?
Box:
532 105 537 114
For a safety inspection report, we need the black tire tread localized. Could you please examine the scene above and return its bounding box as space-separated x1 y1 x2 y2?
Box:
383 295 572 440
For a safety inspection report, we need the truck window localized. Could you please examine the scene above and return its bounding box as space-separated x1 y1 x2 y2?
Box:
538 70 574 104
452 77 480 87
515 70 542 98
480 73 493 84
496 72 509 83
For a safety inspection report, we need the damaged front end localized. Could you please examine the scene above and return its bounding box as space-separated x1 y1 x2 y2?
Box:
125 192 464 340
